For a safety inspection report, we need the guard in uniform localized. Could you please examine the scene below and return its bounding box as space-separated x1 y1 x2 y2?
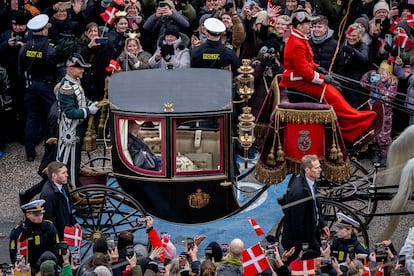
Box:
9 199 59 274
56 54 100 188
191 18 241 74
18 14 57 162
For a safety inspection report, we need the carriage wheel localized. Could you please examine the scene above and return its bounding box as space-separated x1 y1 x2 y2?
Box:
318 159 377 226
275 198 369 248
70 185 148 259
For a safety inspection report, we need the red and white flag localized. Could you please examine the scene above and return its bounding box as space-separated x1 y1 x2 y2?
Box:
106 59 121 72
64 226 82 248
17 233 28 256
290 259 315 276
375 261 384 276
389 17 401 32
242 244 270 276
129 0 137 6
248 218 265 236
100 6 119 25
407 14 414 27
396 28 413 49
363 260 370 276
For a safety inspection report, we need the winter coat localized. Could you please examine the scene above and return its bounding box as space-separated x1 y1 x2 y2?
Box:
216 256 243 276
310 28 338 71
149 35 190 68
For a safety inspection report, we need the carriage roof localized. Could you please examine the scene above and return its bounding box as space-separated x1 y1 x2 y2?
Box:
108 68 233 114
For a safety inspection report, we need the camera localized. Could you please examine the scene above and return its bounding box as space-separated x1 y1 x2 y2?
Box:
106 237 117 251
299 0 306 7
158 2 167 7
193 30 200 39
1 264 13 276
158 261 165 273
321 257 333 265
57 241 68 256
126 245 135 258
205 246 213 260
347 246 355 260
95 37 108 44
221 242 229 255
186 237 194 251
302 243 309 252
265 245 276 259
161 44 174 58
398 255 406 267
136 217 147 226
375 243 388 261
72 249 81 266
321 239 328 250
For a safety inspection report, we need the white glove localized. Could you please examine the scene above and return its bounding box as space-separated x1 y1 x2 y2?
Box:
88 101 100 115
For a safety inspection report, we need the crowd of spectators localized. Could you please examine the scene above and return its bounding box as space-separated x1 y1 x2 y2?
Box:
4 211 414 276
1 0 413 160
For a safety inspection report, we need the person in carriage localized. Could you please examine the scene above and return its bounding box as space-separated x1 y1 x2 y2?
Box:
278 9 384 147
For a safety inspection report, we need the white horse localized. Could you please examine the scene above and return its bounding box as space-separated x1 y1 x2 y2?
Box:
380 124 414 240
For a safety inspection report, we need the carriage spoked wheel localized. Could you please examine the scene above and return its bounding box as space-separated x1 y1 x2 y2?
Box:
317 159 378 226
275 198 369 248
70 185 148 259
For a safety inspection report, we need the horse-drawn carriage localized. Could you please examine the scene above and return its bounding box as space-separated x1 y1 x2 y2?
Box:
70 60 413 257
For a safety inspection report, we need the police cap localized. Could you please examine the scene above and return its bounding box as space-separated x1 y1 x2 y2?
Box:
335 212 360 228
21 199 46 214
290 9 318 26
204 18 226 36
27 14 51 31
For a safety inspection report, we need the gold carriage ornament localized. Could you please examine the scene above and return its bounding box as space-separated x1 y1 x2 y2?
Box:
235 59 256 168
188 188 211 209
235 59 255 102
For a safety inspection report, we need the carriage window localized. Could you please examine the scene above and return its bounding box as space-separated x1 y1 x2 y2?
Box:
174 117 222 174
119 118 164 173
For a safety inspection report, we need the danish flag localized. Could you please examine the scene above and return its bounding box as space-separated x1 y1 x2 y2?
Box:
105 59 121 72
248 218 265 236
64 226 83 248
17 233 28 256
407 14 414 27
389 17 401 32
363 260 370 276
129 0 137 6
290 259 315 276
375 261 384 276
100 6 119 25
396 28 413 49
242 244 270 276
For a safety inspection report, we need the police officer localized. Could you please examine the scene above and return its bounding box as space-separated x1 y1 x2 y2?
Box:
329 212 369 273
9 199 59 274
18 14 57 162
191 17 241 74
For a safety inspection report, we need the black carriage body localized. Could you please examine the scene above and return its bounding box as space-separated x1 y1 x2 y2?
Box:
109 69 239 224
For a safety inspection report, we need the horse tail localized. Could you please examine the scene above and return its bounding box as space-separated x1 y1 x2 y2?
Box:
380 158 414 240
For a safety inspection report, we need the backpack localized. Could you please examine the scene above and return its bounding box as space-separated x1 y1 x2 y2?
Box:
55 33 78 63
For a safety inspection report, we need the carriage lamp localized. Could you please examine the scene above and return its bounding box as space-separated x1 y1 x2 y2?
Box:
235 59 255 103
238 106 256 168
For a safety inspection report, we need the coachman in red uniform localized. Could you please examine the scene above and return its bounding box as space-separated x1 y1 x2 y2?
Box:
279 9 382 144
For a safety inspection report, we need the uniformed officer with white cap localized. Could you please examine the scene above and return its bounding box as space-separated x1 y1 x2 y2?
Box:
9 199 59 273
18 13 58 162
329 212 369 266
191 17 240 74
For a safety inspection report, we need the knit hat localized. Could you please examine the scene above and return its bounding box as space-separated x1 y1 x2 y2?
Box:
199 13 211 25
94 266 112 276
165 26 180 38
12 10 30 25
403 3 414 13
40 260 56 276
373 0 390 15
355 14 369 31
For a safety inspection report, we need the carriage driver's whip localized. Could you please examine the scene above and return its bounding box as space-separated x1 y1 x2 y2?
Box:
319 0 354 103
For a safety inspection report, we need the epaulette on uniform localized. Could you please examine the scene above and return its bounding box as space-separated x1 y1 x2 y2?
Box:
60 81 74 95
